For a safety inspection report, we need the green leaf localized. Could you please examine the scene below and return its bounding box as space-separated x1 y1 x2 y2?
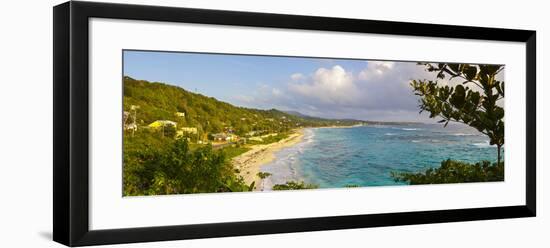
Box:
463 66 477 81
494 107 504 119
449 84 466 108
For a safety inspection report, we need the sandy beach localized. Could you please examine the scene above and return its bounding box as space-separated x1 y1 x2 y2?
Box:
232 129 305 190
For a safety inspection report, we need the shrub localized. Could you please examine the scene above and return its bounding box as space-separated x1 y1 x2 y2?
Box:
257 172 272 179
272 181 318 190
391 159 504 185
123 135 251 195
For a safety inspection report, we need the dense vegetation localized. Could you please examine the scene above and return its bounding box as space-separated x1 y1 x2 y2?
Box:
392 160 504 185
395 63 505 184
124 135 254 196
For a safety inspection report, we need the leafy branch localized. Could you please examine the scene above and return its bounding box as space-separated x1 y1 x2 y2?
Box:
412 63 504 164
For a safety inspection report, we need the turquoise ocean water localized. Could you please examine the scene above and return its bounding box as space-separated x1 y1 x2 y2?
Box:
260 124 499 189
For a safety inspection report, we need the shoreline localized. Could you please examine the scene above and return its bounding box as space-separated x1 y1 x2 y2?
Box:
232 129 305 190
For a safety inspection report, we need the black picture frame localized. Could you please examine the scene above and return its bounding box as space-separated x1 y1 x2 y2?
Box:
53 1 536 246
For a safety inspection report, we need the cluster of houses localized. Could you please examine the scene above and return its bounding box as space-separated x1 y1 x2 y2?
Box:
124 109 242 143
147 120 201 140
210 126 239 142
124 109 299 144
146 119 242 143
211 133 239 142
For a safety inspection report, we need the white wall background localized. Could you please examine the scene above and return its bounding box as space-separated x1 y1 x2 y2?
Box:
0 0 546 247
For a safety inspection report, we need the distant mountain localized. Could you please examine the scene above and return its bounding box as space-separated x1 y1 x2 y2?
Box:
282 110 421 126
281 110 314 118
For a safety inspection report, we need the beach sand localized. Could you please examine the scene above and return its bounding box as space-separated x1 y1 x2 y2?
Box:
232 129 304 190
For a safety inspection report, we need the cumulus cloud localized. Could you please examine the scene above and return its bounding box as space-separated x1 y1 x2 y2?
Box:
354 61 428 111
283 62 430 114
288 65 360 106
358 61 395 80
231 61 494 122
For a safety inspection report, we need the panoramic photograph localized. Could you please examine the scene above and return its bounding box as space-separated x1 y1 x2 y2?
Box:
122 50 505 196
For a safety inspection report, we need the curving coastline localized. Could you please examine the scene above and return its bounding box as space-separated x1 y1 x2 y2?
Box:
232 129 305 190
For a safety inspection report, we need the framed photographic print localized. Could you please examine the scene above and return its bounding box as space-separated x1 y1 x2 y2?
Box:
53 1 536 246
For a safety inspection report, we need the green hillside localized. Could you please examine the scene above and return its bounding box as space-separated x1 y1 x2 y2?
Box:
123 76 362 137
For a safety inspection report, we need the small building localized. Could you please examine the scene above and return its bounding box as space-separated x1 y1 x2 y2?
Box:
125 123 138 132
148 120 177 129
176 127 198 139
175 112 185 117
179 127 198 134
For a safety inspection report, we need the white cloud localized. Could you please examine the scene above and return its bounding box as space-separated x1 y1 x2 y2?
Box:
231 61 502 122
290 73 304 81
358 61 396 80
233 62 427 120
288 65 359 105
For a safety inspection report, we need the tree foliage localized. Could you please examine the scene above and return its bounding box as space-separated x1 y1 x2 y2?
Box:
391 159 504 185
410 63 504 163
123 136 253 196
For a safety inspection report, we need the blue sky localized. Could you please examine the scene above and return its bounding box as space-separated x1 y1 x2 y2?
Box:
123 50 435 122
